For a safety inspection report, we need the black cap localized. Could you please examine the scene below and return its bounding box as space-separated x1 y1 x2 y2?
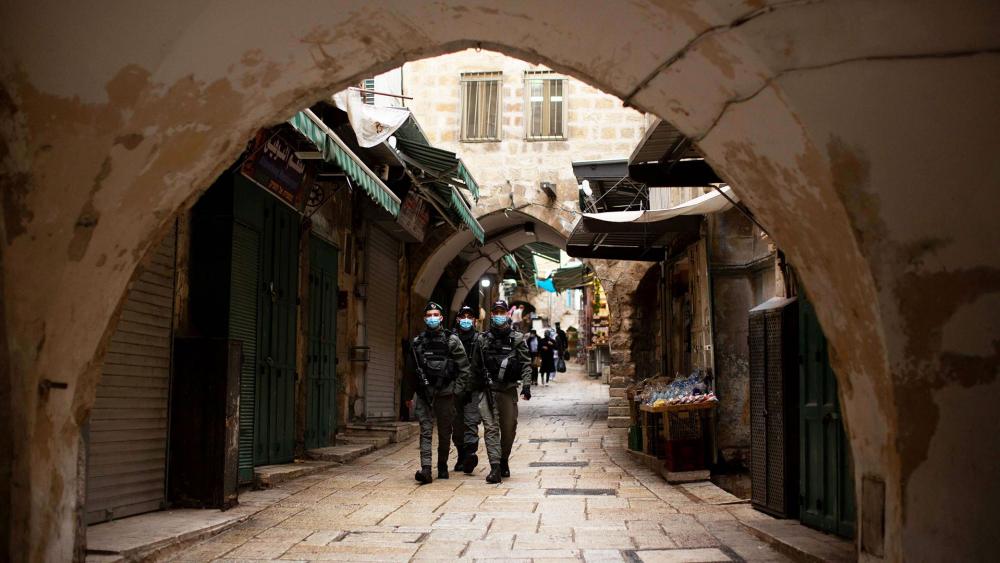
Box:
457 305 475 318
491 300 509 312
425 301 443 313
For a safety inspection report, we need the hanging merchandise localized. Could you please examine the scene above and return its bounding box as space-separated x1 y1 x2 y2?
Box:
332 89 411 147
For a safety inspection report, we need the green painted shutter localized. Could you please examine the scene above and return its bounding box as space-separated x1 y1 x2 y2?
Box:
231 223 261 484
306 236 338 449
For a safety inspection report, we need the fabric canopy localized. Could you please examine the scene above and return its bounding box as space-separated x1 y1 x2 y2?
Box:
581 185 736 225
332 89 411 148
288 109 401 216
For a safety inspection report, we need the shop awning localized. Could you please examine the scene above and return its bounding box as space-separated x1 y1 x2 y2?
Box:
566 187 737 261
448 184 485 242
572 159 647 213
628 159 721 187
390 120 485 242
582 186 736 226
288 109 401 216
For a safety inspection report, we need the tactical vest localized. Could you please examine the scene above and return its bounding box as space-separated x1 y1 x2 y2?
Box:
482 331 523 384
414 331 454 385
457 329 477 356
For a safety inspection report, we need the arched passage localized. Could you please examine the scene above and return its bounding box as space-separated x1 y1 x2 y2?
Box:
3 3 999 561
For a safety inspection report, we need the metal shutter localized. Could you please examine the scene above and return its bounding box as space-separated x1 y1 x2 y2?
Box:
86 229 176 524
230 223 260 483
365 226 399 420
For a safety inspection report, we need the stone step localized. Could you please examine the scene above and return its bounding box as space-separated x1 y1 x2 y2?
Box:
609 387 626 398
608 397 629 408
336 432 392 448
344 421 419 443
254 460 338 488
607 416 631 428
607 406 631 417
306 443 374 464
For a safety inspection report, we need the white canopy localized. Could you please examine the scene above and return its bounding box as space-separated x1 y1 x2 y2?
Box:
581 185 737 224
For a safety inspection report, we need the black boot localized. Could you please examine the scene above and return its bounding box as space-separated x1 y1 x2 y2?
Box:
415 465 433 484
486 463 502 484
463 449 479 474
453 451 464 472
438 462 450 480
500 458 510 478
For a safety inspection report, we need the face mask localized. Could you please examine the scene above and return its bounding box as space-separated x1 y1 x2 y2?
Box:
424 316 442 329
491 315 509 328
458 318 474 330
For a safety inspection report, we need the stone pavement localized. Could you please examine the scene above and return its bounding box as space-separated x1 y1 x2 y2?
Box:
167 365 795 562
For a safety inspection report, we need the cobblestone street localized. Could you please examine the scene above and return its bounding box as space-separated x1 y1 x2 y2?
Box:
168 367 793 562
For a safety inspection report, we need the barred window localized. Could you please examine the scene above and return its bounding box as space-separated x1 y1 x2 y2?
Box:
460 72 502 142
525 71 566 140
360 78 375 104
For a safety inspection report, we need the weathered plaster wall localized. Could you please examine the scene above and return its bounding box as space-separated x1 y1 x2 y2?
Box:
2 1 999 561
708 208 777 466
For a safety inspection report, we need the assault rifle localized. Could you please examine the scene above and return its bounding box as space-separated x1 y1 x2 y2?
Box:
477 338 497 413
410 343 434 408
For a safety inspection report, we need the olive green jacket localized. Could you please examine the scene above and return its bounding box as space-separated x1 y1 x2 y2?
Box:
460 327 532 393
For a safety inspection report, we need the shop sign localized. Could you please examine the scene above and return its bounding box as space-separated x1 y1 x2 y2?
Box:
241 130 308 208
396 191 429 242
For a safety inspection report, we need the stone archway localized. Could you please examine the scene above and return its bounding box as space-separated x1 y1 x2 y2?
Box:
3 2 999 561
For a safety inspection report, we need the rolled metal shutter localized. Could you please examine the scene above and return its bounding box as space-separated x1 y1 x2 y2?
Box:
365 226 399 420
86 229 176 524
230 223 260 483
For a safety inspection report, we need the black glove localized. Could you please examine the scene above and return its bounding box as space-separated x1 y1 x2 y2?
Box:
521 385 531 400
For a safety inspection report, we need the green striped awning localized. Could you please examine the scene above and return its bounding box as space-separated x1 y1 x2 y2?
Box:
288 109 400 216
503 254 519 273
457 161 480 201
448 185 485 243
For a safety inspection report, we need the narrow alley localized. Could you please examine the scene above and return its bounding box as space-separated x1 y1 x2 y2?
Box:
163 367 820 562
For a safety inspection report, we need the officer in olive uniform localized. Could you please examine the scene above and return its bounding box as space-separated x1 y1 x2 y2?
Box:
461 300 532 483
450 305 482 474
409 301 472 484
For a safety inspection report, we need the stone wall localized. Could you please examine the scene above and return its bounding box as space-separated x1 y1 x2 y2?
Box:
402 49 647 228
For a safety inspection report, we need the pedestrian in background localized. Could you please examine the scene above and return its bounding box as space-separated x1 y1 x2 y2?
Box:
539 329 557 386
527 329 540 385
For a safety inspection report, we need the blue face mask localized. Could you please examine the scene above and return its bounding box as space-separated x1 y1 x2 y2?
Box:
491 315 509 328
424 316 442 329
458 318 474 330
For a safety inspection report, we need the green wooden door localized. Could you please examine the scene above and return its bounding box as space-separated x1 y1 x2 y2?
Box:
257 198 299 465
799 298 856 538
232 178 299 468
306 236 338 449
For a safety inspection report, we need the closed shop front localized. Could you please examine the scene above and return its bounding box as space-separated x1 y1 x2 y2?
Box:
190 175 299 484
365 225 400 420
86 229 177 524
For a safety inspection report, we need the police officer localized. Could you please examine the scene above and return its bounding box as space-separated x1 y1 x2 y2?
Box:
450 305 482 474
463 300 532 483
409 301 471 484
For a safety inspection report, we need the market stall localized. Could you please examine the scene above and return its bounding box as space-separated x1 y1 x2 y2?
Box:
626 371 717 483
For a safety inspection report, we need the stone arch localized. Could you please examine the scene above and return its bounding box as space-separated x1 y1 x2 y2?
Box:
2 3 998 560
411 207 571 306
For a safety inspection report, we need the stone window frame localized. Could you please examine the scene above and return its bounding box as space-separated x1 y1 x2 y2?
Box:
523 70 567 141
459 71 503 142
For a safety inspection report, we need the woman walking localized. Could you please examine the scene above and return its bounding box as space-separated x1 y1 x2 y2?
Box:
538 329 558 386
